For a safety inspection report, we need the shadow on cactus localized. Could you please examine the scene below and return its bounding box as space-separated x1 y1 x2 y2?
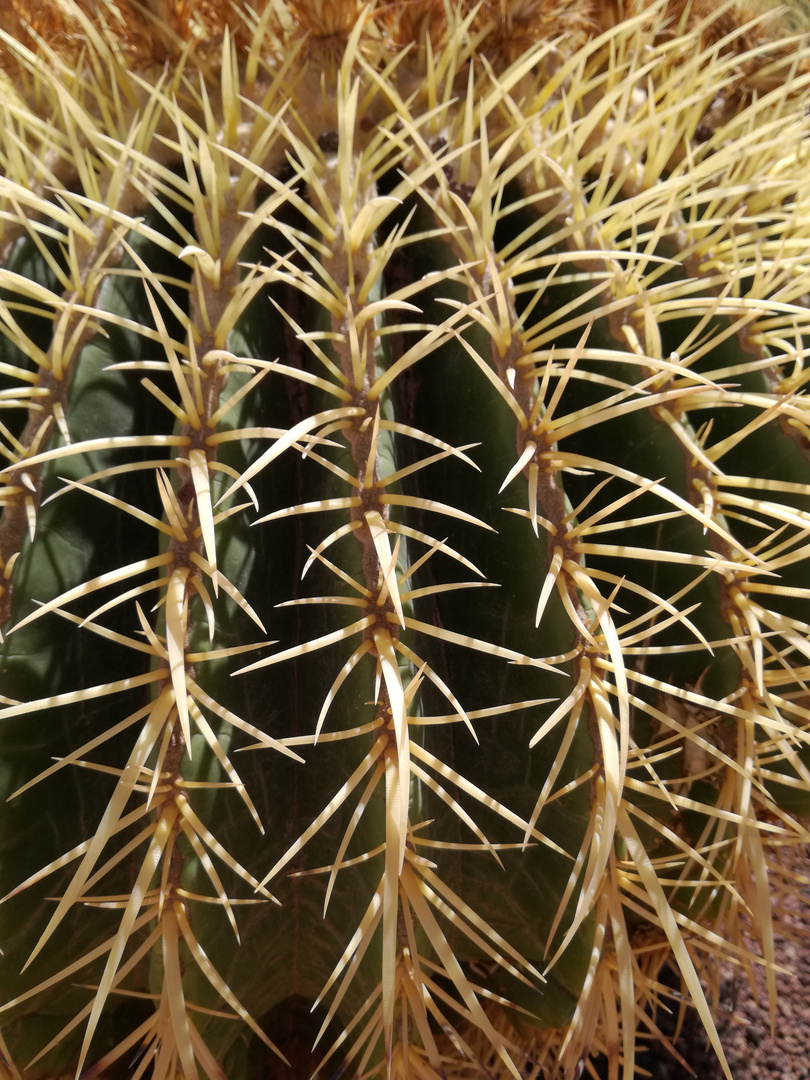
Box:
1 1 810 1077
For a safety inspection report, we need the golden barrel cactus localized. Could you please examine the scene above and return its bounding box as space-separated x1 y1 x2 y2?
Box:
1 1 810 1077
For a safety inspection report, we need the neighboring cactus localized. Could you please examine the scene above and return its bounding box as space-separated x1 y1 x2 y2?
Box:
1 1 810 1078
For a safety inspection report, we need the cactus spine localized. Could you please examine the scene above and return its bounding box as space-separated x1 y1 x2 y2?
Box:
1 2 810 1078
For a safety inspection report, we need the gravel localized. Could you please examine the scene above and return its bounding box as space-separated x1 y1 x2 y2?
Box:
604 844 810 1080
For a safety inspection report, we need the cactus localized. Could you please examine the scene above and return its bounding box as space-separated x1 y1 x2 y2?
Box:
1 1 810 1077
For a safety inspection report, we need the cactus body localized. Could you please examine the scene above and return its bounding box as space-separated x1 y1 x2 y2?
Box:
1 2 810 1078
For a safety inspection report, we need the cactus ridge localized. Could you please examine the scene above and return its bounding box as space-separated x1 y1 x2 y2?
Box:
1 2 810 1078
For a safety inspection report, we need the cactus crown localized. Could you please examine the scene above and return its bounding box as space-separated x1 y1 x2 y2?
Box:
1 2 810 1078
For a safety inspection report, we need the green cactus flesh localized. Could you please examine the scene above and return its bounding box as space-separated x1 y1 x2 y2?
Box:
1 2 810 1078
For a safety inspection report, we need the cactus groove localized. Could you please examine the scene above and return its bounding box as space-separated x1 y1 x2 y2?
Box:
1 2 810 1078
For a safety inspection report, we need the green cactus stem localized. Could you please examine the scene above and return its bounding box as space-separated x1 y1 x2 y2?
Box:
1 2 810 1078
